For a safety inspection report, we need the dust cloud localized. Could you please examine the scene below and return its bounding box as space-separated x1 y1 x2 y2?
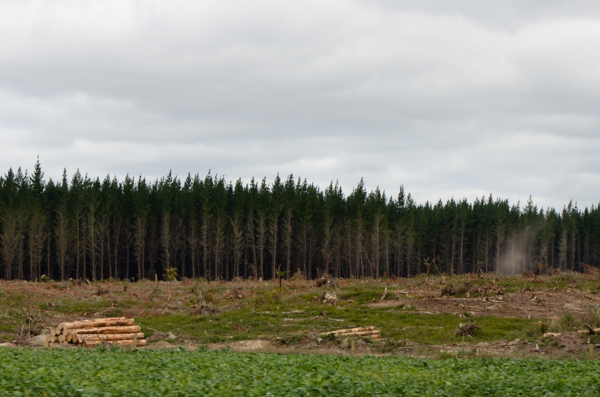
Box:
495 233 527 275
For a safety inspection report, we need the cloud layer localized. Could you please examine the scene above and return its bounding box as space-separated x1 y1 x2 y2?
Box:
1 0 599 208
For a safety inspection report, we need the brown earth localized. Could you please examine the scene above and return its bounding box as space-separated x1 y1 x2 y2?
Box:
2 272 600 359
369 286 599 320
4 332 594 360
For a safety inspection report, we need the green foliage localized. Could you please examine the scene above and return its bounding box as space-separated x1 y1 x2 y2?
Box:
164 267 178 282
275 265 288 293
0 276 546 346
104 308 125 318
584 309 600 328
54 299 112 315
560 312 580 331
134 299 538 346
1 161 599 283
1 349 600 395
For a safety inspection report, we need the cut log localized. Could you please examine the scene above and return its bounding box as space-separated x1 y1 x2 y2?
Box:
69 325 141 335
320 326 381 340
352 330 381 337
379 286 388 301
59 318 132 332
544 327 600 338
583 324 600 335
66 333 81 343
84 339 147 348
46 317 145 348
455 322 480 337
77 333 145 344
322 327 376 335
64 329 83 340
58 317 126 331
320 326 376 336
333 330 381 337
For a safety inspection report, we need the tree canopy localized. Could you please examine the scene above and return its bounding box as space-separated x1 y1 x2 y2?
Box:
0 162 597 281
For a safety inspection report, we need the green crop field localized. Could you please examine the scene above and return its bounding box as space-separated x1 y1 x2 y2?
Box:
1 348 600 396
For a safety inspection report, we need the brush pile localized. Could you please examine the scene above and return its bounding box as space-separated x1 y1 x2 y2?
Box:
320 326 381 340
45 317 146 348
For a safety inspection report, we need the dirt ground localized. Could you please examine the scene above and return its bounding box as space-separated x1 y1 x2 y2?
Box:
204 333 596 359
1 272 600 359
369 285 599 320
2 331 594 360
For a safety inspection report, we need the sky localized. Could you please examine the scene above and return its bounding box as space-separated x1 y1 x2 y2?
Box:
1 0 600 210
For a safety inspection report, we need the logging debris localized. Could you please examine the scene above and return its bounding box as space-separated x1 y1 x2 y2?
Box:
455 322 480 337
379 286 388 301
321 292 338 305
543 325 600 338
441 283 471 298
69 278 82 286
314 277 332 288
44 317 146 348
320 326 381 340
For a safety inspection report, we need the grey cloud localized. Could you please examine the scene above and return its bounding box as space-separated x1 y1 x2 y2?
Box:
0 0 599 208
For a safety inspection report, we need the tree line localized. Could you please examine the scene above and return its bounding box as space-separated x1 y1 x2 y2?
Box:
0 161 598 282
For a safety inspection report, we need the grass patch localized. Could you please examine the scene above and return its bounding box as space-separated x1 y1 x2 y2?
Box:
55 299 112 315
0 274 588 350
135 299 539 346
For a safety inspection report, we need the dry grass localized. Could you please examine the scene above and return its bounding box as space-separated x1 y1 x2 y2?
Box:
1 271 599 358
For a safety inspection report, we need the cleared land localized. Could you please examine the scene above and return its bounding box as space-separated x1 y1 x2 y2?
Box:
1 271 600 358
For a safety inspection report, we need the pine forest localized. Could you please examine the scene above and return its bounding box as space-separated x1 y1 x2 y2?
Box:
0 161 598 282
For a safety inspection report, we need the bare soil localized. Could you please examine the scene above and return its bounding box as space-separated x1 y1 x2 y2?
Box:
369 286 598 320
2 272 600 359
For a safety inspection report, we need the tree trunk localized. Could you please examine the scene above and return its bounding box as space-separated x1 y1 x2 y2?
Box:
83 339 146 348
256 210 267 280
55 207 67 281
270 211 279 280
284 210 293 279
1 213 17 280
100 218 105 280
214 215 225 281
71 325 141 335
60 318 134 331
76 208 81 280
459 223 465 275
347 220 352 278
76 333 144 344
322 208 332 277
161 212 171 274
89 204 96 280
201 211 210 280
114 224 121 280
135 217 146 280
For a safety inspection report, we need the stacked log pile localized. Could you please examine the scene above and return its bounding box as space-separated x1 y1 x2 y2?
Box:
320 326 381 340
45 317 146 348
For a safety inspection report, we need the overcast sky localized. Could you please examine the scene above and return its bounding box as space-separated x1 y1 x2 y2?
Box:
1 0 599 209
